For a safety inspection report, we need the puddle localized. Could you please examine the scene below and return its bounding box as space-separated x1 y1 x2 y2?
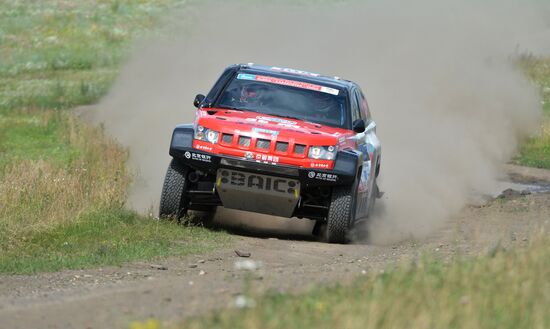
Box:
491 180 550 198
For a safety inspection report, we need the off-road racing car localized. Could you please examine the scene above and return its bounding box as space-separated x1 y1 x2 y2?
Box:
160 64 381 243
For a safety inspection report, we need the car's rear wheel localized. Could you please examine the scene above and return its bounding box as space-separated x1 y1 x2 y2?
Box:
159 159 189 219
326 183 358 244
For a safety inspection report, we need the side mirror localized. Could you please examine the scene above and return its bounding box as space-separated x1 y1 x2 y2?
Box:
366 121 377 133
352 119 366 133
193 94 206 108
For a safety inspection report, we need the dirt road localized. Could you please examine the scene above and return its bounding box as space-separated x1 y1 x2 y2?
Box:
1 165 549 329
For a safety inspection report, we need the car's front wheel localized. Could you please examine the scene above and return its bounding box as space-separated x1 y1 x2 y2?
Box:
326 183 358 244
159 159 189 219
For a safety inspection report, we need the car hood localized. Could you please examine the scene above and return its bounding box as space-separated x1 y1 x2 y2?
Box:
196 108 352 144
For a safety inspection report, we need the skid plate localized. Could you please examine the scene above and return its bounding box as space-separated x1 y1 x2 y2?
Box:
216 168 300 217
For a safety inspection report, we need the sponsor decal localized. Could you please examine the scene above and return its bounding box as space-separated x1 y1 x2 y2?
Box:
187 152 212 163
237 74 339 95
310 163 330 169
237 73 257 80
366 143 375 155
358 162 371 193
244 116 301 128
257 116 296 125
218 169 298 196
252 127 279 136
358 143 374 161
270 67 320 77
195 144 213 152
245 151 254 160
309 171 338 182
255 154 280 163
277 122 299 128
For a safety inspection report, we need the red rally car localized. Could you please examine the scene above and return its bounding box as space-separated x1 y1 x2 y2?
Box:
160 64 381 243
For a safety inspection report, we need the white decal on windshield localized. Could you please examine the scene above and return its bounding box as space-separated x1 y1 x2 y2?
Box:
237 74 339 96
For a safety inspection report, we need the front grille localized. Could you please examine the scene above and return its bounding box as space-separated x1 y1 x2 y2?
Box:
276 141 288 152
222 133 233 144
294 144 306 154
256 139 271 149
238 136 251 147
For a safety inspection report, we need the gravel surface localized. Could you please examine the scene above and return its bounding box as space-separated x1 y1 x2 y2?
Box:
0 165 549 329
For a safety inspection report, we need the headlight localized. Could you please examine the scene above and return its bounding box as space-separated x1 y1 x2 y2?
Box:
194 125 220 144
308 145 337 160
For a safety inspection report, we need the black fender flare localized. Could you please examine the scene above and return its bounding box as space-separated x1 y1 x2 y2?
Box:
332 149 364 184
169 124 194 157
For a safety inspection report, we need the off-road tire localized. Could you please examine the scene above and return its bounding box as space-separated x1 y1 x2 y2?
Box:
326 184 357 244
159 159 189 219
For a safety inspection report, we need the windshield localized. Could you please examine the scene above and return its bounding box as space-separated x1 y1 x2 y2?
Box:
214 73 349 128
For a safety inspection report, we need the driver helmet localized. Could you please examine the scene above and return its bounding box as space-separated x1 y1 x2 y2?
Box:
240 83 265 104
314 93 337 114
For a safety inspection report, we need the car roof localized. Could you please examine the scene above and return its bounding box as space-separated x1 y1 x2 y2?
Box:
235 63 356 92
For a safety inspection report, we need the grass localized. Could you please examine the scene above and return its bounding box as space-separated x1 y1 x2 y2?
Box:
0 110 77 170
0 0 188 111
0 0 548 277
516 56 550 169
0 0 229 275
0 209 230 274
0 107 230 274
0 114 128 244
0 1 548 328
178 235 550 329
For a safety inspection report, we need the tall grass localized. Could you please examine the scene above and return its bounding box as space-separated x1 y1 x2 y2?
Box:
0 0 229 274
516 56 550 168
0 113 129 251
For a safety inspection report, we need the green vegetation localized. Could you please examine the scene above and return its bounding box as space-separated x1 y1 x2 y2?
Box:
0 0 228 275
181 236 550 329
0 110 79 170
0 0 548 278
0 209 229 274
516 57 550 168
0 0 188 111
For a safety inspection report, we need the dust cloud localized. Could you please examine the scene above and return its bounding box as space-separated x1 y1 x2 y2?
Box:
87 0 549 243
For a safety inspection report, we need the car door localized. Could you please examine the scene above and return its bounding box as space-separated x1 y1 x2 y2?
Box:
352 87 381 218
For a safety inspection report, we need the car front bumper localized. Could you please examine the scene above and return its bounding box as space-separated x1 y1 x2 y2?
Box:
169 125 363 218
